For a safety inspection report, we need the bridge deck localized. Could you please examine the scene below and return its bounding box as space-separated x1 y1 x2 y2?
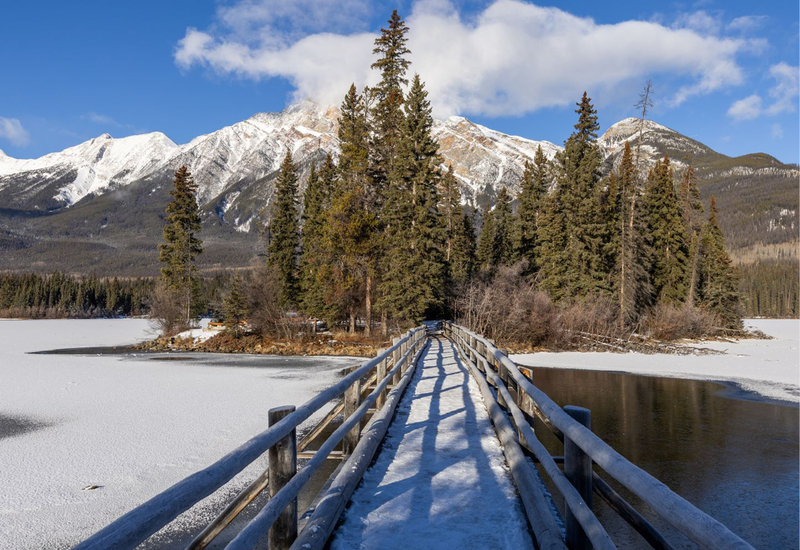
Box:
329 336 534 550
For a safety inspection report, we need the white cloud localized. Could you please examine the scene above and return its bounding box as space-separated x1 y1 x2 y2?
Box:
175 0 759 117
83 112 120 125
0 117 30 147
727 94 763 120
726 15 768 33
771 123 783 140
727 63 799 121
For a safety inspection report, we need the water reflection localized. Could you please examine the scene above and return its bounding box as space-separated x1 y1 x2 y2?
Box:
526 367 799 549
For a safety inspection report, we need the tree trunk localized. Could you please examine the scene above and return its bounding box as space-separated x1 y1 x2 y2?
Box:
365 274 372 337
349 309 356 334
381 311 388 337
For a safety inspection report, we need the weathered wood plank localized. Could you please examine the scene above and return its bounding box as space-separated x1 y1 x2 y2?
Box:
564 406 592 550
268 406 297 550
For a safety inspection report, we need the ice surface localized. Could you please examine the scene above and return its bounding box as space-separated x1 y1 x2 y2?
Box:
513 319 799 404
331 337 533 550
0 319 356 549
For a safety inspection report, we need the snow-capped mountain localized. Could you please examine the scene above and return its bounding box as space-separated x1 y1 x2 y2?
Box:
0 101 796 275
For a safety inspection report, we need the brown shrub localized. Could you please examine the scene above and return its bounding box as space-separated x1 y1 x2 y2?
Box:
561 296 622 339
452 264 567 349
247 266 295 339
642 302 719 341
148 282 190 336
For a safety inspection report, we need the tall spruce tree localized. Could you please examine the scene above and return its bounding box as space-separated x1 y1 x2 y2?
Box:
380 74 446 322
325 86 379 332
300 157 336 321
476 203 495 272
613 142 652 327
644 155 689 304
540 93 605 298
451 207 477 286
678 165 704 304
698 196 741 329
223 273 248 335
267 150 301 307
476 188 514 274
158 165 203 323
515 146 549 270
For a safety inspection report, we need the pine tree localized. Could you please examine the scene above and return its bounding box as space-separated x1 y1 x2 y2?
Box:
514 147 548 271
267 150 301 307
224 273 248 335
475 188 514 274
300 157 336 321
325 86 379 333
698 196 741 329
476 203 495 272
644 155 689 304
451 207 477 286
613 142 652 327
380 74 446 323
679 165 704 304
158 165 203 324
540 93 605 299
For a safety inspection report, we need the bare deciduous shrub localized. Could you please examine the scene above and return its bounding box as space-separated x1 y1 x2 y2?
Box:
149 282 189 336
561 296 622 339
248 267 295 339
453 264 567 349
642 302 718 341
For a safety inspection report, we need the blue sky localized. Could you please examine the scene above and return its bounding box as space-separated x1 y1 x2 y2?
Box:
1 0 797 163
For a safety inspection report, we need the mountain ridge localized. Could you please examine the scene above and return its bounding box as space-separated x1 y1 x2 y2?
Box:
0 101 796 275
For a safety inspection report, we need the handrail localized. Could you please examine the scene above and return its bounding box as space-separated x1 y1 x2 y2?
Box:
74 327 426 550
224 333 426 549
451 332 615 550
446 322 753 550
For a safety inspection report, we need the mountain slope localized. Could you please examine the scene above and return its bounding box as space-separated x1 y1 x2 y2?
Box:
0 103 795 275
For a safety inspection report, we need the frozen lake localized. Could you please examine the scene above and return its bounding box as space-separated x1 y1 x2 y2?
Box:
0 319 357 550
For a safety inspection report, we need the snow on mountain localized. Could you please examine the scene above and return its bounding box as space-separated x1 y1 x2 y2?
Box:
0 132 178 206
433 116 560 200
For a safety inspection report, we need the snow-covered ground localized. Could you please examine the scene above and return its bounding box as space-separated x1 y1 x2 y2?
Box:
0 319 356 550
331 337 533 550
513 319 799 404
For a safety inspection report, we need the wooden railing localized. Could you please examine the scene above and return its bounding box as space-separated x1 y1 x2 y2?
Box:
74 326 428 550
444 321 753 550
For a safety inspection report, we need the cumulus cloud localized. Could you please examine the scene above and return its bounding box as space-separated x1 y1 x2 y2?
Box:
727 63 799 120
0 117 30 147
175 0 760 117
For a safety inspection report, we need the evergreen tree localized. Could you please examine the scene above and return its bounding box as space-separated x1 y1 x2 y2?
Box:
644 155 689 304
325 86 379 332
613 142 652 327
451 207 477 286
476 188 514 274
476 203 495 272
380 74 446 322
300 157 336 320
224 273 248 335
267 150 301 307
698 196 741 329
515 147 548 271
678 165 704 304
540 93 605 298
158 165 203 323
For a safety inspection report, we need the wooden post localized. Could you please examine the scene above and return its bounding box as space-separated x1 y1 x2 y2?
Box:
392 337 401 386
376 357 387 409
564 406 592 550
343 379 361 455
268 406 297 550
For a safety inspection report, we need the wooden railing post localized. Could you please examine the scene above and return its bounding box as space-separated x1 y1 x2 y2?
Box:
392 337 401 386
343 379 361 455
564 406 592 550
376 357 387 409
268 406 297 550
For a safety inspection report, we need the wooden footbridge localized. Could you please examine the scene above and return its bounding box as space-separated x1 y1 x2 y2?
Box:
74 323 753 550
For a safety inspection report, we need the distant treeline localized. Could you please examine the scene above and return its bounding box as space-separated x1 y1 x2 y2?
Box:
739 259 799 318
0 272 235 319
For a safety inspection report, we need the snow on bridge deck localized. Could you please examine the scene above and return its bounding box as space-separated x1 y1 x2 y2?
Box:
330 336 534 550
